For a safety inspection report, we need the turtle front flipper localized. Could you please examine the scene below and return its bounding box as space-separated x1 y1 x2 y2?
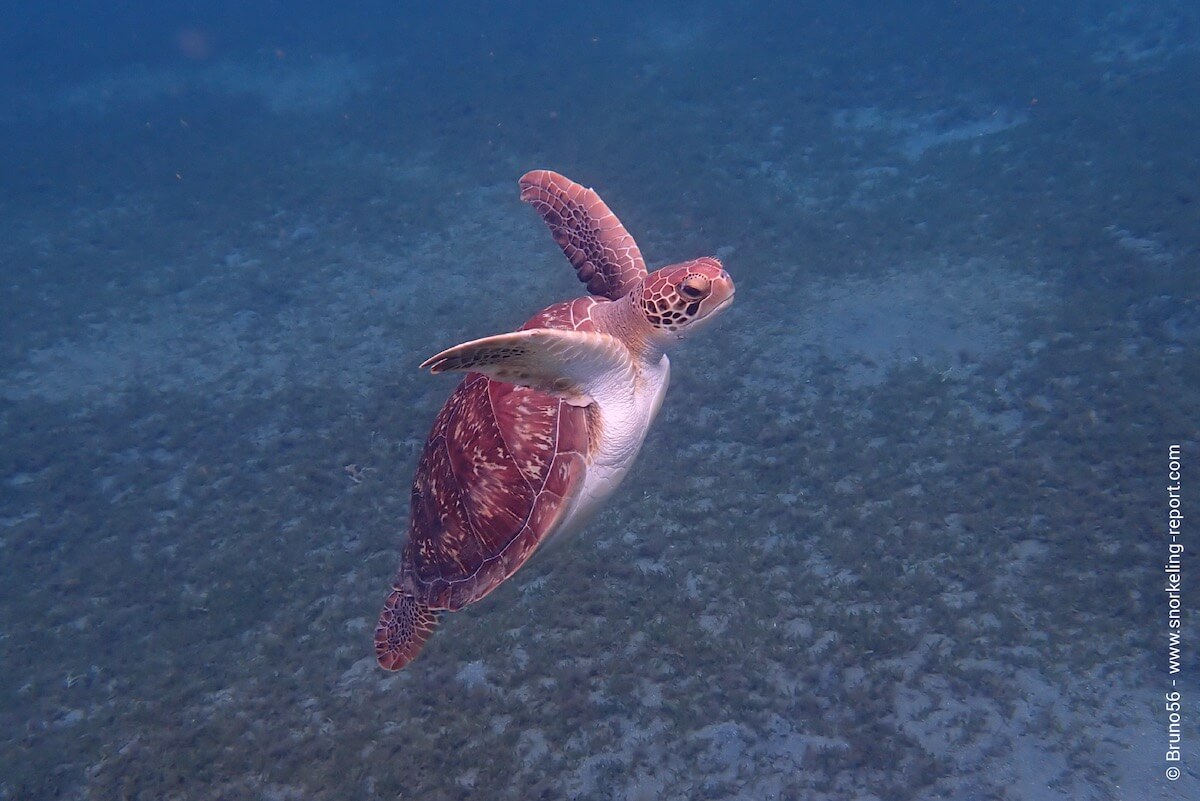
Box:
519 170 648 301
421 328 633 407
375 586 440 670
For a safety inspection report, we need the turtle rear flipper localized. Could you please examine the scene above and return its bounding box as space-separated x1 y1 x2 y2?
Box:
375 587 440 670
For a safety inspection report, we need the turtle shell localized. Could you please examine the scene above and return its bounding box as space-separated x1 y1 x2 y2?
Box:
397 296 603 611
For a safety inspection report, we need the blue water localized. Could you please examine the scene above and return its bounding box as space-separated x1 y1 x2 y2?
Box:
1 2 1197 799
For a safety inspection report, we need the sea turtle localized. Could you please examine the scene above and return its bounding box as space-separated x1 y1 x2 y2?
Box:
375 169 734 670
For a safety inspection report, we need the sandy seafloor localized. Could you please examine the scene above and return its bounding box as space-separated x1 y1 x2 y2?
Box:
1 3 1198 799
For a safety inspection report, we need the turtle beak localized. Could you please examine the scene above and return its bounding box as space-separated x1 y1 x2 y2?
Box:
677 275 734 339
708 273 735 314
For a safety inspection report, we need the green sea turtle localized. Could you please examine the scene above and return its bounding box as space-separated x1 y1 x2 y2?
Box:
375 170 734 670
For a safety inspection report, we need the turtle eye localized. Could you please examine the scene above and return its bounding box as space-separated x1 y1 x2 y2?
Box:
677 275 710 300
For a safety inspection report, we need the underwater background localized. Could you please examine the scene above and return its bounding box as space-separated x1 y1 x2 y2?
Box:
1 1 1198 798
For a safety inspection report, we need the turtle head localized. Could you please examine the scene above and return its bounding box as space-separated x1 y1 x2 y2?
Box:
637 257 734 341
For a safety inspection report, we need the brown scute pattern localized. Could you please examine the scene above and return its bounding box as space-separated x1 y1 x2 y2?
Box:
378 292 604 667
426 345 528 374
521 296 603 334
400 375 588 611
397 294 602 604
640 257 726 332
374 587 440 670
519 169 648 301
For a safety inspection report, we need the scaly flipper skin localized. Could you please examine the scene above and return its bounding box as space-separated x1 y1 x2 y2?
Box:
519 170 648 300
421 328 634 407
375 588 440 671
